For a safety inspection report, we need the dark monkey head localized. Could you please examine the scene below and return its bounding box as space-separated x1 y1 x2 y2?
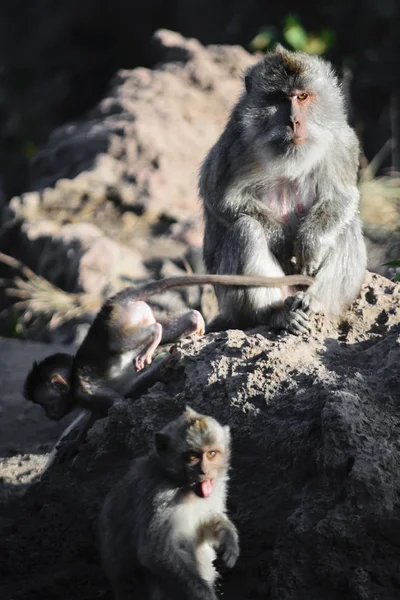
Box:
241 45 346 169
155 406 231 498
24 353 75 420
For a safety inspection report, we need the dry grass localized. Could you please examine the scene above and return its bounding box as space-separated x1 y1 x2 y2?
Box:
0 252 101 328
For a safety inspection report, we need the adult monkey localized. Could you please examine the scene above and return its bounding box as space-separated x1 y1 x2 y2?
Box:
200 45 367 335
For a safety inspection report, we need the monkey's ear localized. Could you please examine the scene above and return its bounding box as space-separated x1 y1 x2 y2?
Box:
275 43 287 55
50 373 69 394
244 74 252 94
223 425 231 443
185 406 199 418
155 432 170 455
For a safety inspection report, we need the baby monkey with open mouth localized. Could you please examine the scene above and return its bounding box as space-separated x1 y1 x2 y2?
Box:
99 407 239 599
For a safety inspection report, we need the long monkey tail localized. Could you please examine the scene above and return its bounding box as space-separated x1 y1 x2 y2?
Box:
0 249 314 321
121 273 315 302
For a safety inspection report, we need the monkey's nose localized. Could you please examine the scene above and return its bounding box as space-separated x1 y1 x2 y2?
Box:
289 115 300 130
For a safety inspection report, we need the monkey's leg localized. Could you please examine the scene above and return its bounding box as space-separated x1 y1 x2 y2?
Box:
212 216 310 334
161 310 205 344
111 321 163 372
135 323 163 371
143 543 218 600
293 219 367 317
109 301 163 371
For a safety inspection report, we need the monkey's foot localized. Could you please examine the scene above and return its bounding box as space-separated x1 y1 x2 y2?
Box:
189 310 205 336
269 306 310 336
135 323 163 371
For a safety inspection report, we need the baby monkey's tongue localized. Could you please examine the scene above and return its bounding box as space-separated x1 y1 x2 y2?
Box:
201 479 213 498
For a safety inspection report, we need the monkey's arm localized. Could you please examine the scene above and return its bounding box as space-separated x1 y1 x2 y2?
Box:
205 515 240 571
296 185 360 275
45 410 96 468
49 386 124 465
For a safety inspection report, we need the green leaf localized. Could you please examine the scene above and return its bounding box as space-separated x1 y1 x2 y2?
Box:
249 28 276 52
383 260 400 267
303 36 328 55
284 23 307 50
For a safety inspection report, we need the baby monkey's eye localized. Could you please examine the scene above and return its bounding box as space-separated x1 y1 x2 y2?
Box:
297 92 309 102
206 450 217 460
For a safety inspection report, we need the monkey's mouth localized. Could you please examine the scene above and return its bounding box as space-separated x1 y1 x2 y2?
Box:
193 479 214 498
292 137 306 145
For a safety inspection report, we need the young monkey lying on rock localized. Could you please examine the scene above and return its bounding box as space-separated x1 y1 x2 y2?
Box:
23 272 313 464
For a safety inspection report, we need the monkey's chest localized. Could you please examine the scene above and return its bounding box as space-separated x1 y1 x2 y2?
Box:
257 181 313 230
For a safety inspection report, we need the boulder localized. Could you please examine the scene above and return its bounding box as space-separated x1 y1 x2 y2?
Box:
0 272 399 599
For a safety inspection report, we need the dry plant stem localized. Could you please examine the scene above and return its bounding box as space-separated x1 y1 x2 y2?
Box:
0 252 101 328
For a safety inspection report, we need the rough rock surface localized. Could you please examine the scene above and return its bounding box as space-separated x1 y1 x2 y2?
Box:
1 31 255 278
0 31 257 342
0 272 399 600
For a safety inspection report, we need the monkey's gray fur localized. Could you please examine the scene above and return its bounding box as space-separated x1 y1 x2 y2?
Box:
200 45 367 334
99 407 239 600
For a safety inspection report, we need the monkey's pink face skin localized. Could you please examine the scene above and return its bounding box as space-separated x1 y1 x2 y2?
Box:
286 90 314 145
186 448 226 498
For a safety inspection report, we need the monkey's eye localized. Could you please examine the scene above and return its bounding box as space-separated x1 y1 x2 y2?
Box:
206 450 217 460
186 454 200 465
297 92 309 102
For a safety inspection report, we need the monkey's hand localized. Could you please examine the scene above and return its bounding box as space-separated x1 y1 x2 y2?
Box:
53 438 80 464
214 527 240 571
269 304 311 336
291 289 324 316
295 235 327 276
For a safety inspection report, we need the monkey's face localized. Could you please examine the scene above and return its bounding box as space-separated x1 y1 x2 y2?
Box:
155 411 231 494
33 379 72 420
183 446 228 498
24 353 75 420
241 49 345 168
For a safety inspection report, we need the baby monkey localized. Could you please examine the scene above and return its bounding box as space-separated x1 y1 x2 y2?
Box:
24 272 312 460
99 406 239 600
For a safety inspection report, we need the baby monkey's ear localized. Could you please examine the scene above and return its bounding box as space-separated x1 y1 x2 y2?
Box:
184 406 201 420
50 373 70 394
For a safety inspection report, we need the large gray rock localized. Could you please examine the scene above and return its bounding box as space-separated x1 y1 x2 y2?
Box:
2 31 255 273
0 272 399 599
